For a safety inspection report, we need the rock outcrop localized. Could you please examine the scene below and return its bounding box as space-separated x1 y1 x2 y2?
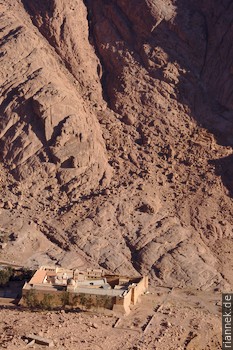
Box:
0 0 111 200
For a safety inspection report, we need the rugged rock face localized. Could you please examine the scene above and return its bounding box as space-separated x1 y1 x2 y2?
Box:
0 0 233 291
21 0 104 106
0 0 111 200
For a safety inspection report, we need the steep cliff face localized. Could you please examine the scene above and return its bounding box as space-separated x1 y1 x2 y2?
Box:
0 0 111 201
21 0 104 107
201 1 233 113
82 0 233 288
0 0 233 290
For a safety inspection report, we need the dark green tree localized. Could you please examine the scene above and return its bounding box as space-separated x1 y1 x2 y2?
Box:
0 267 13 286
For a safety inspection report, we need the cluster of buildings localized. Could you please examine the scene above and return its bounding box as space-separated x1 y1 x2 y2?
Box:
22 266 148 315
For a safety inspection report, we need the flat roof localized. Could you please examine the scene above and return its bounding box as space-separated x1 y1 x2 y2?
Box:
29 270 47 285
74 286 128 297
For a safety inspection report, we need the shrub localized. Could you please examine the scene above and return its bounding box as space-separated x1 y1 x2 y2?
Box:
0 267 13 286
0 232 9 244
39 294 53 310
23 289 39 309
61 291 70 307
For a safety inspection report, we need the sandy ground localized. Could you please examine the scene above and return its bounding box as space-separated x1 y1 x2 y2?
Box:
0 287 222 350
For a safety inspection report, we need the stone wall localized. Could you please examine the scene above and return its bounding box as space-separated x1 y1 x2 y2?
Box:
22 287 115 311
131 276 148 305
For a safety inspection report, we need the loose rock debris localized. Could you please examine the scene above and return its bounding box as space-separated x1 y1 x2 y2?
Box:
23 335 54 347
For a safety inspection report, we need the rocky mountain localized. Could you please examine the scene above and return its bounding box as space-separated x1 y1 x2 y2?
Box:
0 0 233 291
